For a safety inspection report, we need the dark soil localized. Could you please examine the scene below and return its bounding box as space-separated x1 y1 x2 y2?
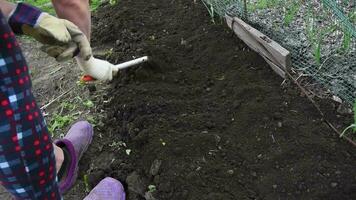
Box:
82 0 356 199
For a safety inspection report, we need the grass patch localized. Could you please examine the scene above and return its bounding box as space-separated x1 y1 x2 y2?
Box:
46 95 99 138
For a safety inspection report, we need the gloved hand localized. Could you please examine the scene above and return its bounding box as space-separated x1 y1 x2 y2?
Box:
8 3 91 61
22 13 92 61
76 56 119 81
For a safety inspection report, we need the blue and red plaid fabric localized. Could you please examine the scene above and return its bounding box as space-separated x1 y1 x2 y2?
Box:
0 8 61 200
8 3 42 34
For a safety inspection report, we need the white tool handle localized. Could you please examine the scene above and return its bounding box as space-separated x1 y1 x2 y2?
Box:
113 56 149 70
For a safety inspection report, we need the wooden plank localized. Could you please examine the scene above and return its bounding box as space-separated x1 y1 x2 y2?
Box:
264 57 286 78
225 15 291 78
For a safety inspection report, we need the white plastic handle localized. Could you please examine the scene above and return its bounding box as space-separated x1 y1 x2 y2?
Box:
113 56 149 70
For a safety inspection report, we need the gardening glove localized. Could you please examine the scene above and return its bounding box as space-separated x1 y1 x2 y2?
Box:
8 3 91 61
76 56 119 81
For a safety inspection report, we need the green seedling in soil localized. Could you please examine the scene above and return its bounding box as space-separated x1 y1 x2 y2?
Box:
83 100 94 108
148 185 156 192
340 100 356 137
48 114 75 135
109 0 119 6
83 174 90 193
60 102 76 111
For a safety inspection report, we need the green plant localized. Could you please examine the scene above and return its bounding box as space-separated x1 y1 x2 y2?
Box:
109 0 119 6
284 1 300 26
83 174 90 193
48 114 75 134
83 100 94 108
148 185 156 192
340 101 356 137
340 29 351 52
305 8 337 66
256 0 268 9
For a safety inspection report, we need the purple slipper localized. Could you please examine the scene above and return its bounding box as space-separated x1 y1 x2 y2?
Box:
84 177 126 200
54 121 93 194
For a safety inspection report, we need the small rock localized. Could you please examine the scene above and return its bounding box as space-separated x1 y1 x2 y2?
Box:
272 184 277 189
227 170 234 175
331 182 338 188
206 87 211 92
277 122 283 128
201 130 208 134
150 159 162 176
251 172 257 177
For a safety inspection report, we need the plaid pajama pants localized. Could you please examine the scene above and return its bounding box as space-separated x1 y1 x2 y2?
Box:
0 10 61 200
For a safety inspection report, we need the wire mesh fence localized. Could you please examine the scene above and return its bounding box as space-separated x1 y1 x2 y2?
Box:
202 0 355 105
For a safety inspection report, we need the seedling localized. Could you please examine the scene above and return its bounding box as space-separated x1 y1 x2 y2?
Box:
83 100 94 108
148 185 156 192
48 114 75 135
83 174 90 193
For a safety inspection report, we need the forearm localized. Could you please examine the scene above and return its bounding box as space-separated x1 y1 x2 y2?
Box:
0 0 16 17
51 0 91 40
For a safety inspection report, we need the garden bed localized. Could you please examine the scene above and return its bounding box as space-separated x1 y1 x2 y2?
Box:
71 0 356 199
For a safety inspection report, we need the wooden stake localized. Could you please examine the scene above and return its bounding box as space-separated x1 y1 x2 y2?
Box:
225 15 291 78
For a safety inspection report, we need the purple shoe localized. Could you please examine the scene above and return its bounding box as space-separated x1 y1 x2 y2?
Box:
84 177 126 200
54 121 94 194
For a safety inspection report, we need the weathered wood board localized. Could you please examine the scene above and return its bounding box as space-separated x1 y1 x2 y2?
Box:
225 15 291 78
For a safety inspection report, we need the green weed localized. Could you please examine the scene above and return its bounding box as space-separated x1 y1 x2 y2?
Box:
341 29 351 52
83 174 90 193
284 1 300 26
83 100 94 108
48 114 75 134
148 185 156 192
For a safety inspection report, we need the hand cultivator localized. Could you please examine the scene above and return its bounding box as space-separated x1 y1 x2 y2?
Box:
80 56 150 82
